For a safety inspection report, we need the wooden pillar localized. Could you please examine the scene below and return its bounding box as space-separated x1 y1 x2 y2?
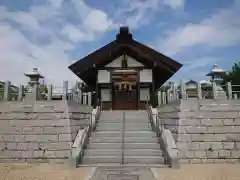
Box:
95 77 98 107
137 71 140 110
79 82 82 104
151 73 155 107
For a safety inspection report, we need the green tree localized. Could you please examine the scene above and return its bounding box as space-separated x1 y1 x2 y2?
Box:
39 84 48 99
0 84 4 100
0 85 18 100
24 84 48 100
223 62 240 95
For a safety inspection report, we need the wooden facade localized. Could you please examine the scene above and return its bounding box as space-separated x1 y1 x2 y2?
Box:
69 27 182 110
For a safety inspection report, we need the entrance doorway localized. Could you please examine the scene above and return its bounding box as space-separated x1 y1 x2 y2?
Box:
112 71 138 110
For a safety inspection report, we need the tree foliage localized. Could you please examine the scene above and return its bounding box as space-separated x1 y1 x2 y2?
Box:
0 84 18 100
223 62 240 94
24 83 48 99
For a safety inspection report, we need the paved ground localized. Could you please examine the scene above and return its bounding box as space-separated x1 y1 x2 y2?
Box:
1 163 240 180
152 164 240 180
90 167 156 180
0 163 93 180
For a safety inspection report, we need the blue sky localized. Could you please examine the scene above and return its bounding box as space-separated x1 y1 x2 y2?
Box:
0 0 239 86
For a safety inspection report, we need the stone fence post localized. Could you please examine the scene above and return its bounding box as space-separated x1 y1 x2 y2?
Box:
83 93 87 105
88 92 92 106
227 82 232 100
17 85 24 101
62 81 68 100
3 81 11 101
157 91 162 106
180 80 186 100
162 92 166 104
212 82 217 99
31 84 39 101
47 84 53 100
234 94 238 100
172 84 177 101
197 83 202 99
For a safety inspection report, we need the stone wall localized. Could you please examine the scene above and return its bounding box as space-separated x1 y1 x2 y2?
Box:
158 99 240 164
0 100 92 163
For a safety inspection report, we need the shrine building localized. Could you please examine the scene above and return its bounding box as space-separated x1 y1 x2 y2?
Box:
68 27 182 110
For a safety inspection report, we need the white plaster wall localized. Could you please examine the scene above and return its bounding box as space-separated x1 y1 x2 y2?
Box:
105 55 144 68
140 88 150 101
127 56 144 67
140 69 152 82
98 70 110 83
101 89 111 101
105 56 122 67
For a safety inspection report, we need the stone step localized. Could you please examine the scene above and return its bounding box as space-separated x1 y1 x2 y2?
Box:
97 122 150 125
89 137 158 143
82 156 165 164
84 149 163 156
98 119 149 123
97 123 150 129
96 126 151 131
91 131 156 138
87 143 161 149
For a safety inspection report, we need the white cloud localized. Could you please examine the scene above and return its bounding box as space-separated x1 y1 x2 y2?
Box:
158 1 240 56
84 10 114 32
163 0 184 9
0 22 77 87
47 0 64 8
0 0 120 87
115 0 185 29
61 25 93 43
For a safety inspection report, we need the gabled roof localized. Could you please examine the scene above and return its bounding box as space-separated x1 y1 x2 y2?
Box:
69 27 183 89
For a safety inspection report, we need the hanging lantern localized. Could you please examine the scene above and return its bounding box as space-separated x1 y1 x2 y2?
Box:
124 83 127 90
118 83 122 90
129 84 132 91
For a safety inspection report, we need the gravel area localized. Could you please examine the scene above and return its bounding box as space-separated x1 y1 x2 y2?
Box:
0 163 93 180
152 164 240 180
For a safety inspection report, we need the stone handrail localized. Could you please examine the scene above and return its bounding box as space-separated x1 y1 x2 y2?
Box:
160 129 180 168
69 106 101 167
148 106 179 168
69 126 89 167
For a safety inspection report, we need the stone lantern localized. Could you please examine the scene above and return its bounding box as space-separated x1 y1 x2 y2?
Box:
206 64 227 99
24 68 44 101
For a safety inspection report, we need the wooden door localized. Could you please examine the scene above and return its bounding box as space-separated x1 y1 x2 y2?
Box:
113 85 137 110
112 71 138 110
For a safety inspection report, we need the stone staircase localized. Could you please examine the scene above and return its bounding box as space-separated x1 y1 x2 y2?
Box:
81 110 166 166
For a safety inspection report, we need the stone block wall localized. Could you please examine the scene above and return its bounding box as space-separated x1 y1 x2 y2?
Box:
0 100 92 163
158 99 240 164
